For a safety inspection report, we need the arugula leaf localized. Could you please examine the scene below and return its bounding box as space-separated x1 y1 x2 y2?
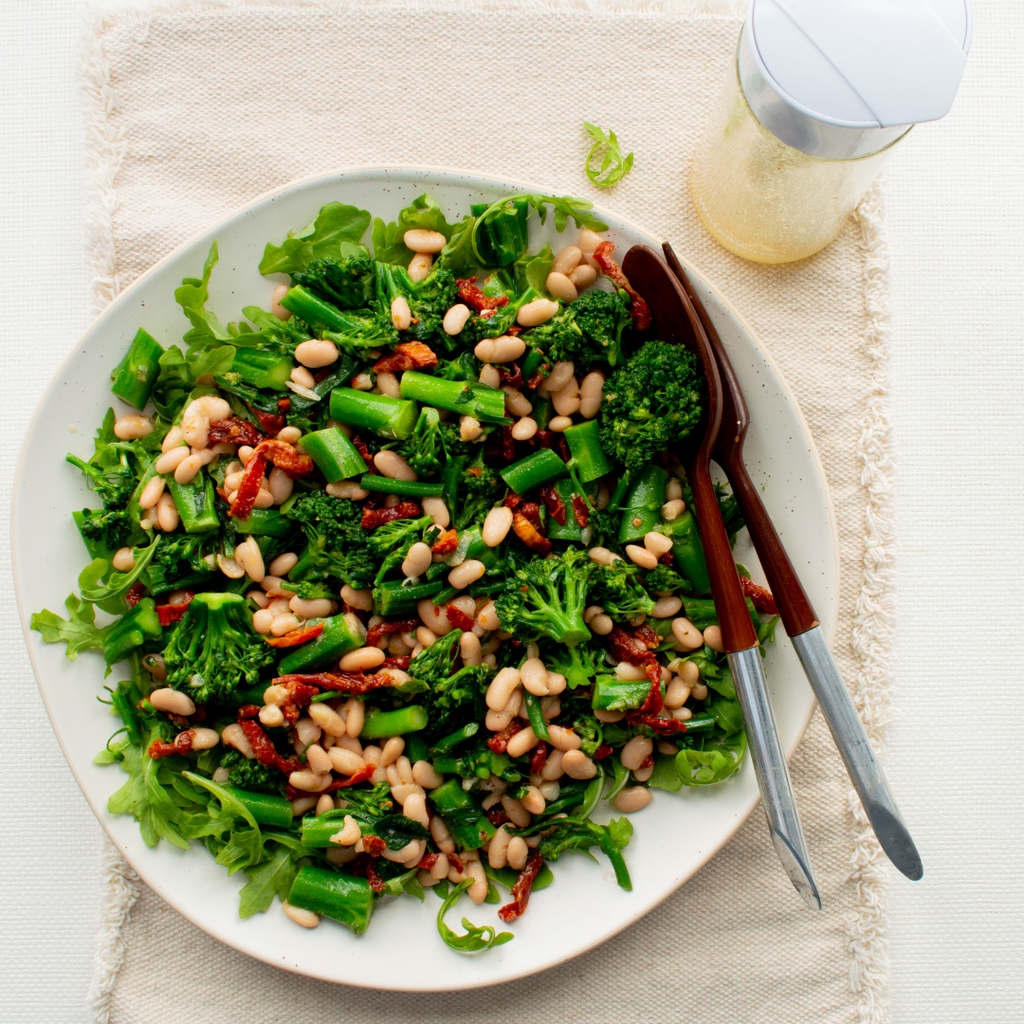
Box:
175 241 232 347
708 696 744 736
368 813 431 851
647 754 684 793
381 866 426 902
518 244 554 294
512 816 633 891
31 593 111 661
260 202 372 275
676 731 747 787
583 122 635 188
78 534 161 605
238 846 299 919
371 194 457 265
436 881 513 954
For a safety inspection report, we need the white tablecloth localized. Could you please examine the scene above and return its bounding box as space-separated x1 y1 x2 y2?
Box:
1 1 1021 1021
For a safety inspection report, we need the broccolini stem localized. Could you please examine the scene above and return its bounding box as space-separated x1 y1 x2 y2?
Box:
522 690 551 742
359 705 429 739
287 865 375 934
500 449 568 493
279 285 352 333
168 474 220 534
300 428 366 483
277 614 365 674
428 779 496 849
110 328 163 411
328 388 419 440
429 721 480 755
563 420 613 484
398 371 507 424
358 474 444 498
617 465 668 543
669 511 712 595
222 787 294 828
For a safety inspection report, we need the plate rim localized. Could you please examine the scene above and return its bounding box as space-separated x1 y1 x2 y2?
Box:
12 163 839 990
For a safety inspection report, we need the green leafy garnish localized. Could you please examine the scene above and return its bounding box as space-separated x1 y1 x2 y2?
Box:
436 881 513 954
583 122 634 188
259 202 372 275
30 593 111 661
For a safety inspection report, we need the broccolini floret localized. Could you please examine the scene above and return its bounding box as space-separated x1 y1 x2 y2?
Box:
285 492 375 588
544 644 602 690
643 563 691 594
291 254 376 309
375 262 458 347
163 592 276 705
400 407 443 477
494 548 595 647
589 561 657 621
219 749 285 795
598 340 705 469
523 288 633 371
77 507 134 551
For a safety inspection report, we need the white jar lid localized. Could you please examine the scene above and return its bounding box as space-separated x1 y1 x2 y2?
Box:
739 0 972 159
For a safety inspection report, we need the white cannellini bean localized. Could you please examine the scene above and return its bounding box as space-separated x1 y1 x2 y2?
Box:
459 415 483 442
234 537 265 583
290 365 315 389
401 541 433 578
189 727 220 751
113 413 154 440
486 667 521 711
591 613 614 635
407 252 433 282
613 786 652 813
418 599 453 636
378 737 405 767
662 498 687 521
174 452 205 485
112 547 136 572
517 297 559 328
374 449 417 481
478 363 501 388
502 386 532 417
511 416 538 440
154 446 189 475
340 585 373 611
579 371 605 418
664 677 691 709
562 750 597 780
326 480 369 500
620 736 653 771
289 771 332 793
548 415 573 432
626 544 658 570
477 601 500 631
376 370 401 398
148 688 195 716
506 727 539 759
578 228 603 254
421 498 450 529
295 339 338 368
482 506 513 546
290 597 334 619
551 245 582 276
474 335 526 363
139 475 166 510
443 303 472 336
271 614 300 636
544 360 575 393
282 902 320 928
270 283 292 321
161 426 184 453
308 702 346 737
252 608 274 634
615 661 648 681
652 595 683 618
671 617 704 650
448 559 485 590
268 551 298 577
506 836 530 871
666 477 684 500
156 493 179 532
644 531 674 556
329 746 367 775
403 228 446 253
547 724 582 752
703 625 725 653
546 271 578 302
339 646 387 672
520 658 550 697
460 631 482 666
391 296 412 330
181 398 211 449
569 263 598 289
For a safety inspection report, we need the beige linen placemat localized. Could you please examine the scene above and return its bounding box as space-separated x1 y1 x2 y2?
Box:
80 2 896 1021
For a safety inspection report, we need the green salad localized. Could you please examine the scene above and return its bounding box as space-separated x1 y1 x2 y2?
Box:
33 191 778 950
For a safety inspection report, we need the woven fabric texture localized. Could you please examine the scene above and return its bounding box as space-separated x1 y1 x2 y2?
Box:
80 3 895 1021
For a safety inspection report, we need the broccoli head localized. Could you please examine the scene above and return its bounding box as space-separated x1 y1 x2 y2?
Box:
375 262 458 347
589 560 657 621
544 643 602 690
643 563 691 594
456 463 506 529
321 308 399 357
400 407 443 477
366 514 434 559
78 507 134 551
494 547 595 647
598 340 705 469
146 532 217 593
291 254 376 309
218 748 285 795
522 287 632 372
163 592 276 705
284 492 375 588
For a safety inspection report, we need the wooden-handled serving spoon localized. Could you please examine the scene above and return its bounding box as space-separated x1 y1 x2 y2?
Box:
623 245 821 909
662 242 922 882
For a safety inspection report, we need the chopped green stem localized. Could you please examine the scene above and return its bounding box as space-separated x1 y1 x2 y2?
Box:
617 465 668 543
168 474 220 534
109 679 144 746
591 675 655 712
373 578 443 617
429 722 480 755
329 388 419 440
277 614 364 674
428 779 496 850
399 371 507 425
360 705 429 739
287 865 375 934
500 449 568 494
358 474 444 498
301 428 366 482
522 690 551 741
110 328 163 410
669 511 711 595
546 477 589 543
564 420 612 483
280 285 354 334
222 787 293 829
229 509 294 538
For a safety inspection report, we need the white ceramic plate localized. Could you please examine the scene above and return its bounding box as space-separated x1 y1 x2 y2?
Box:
13 167 837 991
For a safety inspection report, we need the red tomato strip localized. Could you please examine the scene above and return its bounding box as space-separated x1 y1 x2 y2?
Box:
155 591 193 626
147 730 195 759
445 604 475 632
228 440 315 519
239 719 303 775
264 622 325 648
362 500 421 529
498 850 545 922
488 719 525 753
365 618 420 648
457 278 509 312
372 342 438 374
207 416 265 447
592 241 652 330
740 576 779 616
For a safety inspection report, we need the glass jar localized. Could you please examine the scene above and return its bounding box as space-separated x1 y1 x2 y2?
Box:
690 54 904 265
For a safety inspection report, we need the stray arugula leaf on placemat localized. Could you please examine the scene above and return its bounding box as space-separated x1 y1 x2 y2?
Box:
583 122 634 188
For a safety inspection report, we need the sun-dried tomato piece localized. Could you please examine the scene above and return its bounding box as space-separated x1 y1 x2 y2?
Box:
447 852 465 874
147 730 195 759
593 743 613 760
237 704 261 719
445 604 475 632
498 850 545 922
626 712 688 735
349 434 376 470
275 672 396 695
365 617 420 648
372 341 438 374
228 439 316 519
362 834 387 857
239 719 303 775
361 500 421 530
250 405 285 436
418 852 440 870
740 576 779 616
635 623 661 650
431 528 458 554
206 416 265 447
485 807 511 827
365 861 386 893
325 763 378 791
592 241 652 330
526 364 551 390
607 627 651 665
124 582 147 608
531 429 555 451
155 591 193 626
572 495 590 528
488 719 525 753
264 622 325 648
538 484 567 526
457 278 509 312
530 743 548 774
497 363 524 389
512 510 551 554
